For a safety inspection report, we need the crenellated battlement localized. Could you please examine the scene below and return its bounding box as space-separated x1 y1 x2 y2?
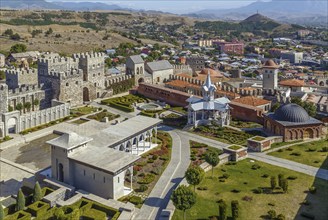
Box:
38 56 79 65
5 68 38 76
47 69 82 80
8 84 43 95
72 52 105 60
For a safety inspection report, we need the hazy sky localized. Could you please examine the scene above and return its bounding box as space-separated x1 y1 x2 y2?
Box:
47 0 258 13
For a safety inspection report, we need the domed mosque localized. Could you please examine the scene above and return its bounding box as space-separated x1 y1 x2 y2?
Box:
263 103 323 141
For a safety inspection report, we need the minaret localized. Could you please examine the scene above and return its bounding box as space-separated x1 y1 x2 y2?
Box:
202 71 217 101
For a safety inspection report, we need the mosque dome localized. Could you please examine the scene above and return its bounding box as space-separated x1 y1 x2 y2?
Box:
274 103 310 123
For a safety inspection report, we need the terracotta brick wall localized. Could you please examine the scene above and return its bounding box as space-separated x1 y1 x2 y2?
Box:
230 102 264 124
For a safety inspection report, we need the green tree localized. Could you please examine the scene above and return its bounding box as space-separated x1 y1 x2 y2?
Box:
270 176 277 190
10 33 21 41
33 181 42 202
10 44 27 53
218 200 227 220
185 166 205 191
270 103 280 112
33 99 40 109
278 174 284 188
0 202 5 220
281 179 288 193
16 189 25 211
267 210 276 219
16 103 23 113
105 58 113 68
231 200 239 220
24 102 32 112
205 151 219 177
3 28 13 36
277 214 286 220
171 185 196 220
8 105 13 112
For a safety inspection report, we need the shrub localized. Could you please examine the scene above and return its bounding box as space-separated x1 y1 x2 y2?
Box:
286 147 293 151
268 202 275 206
320 146 328 152
16 189 25 211
242 196 252 201
219 179 226 182
151 167 162 175
253 188 263 194
147 159 154 163
251 164 261 170
270 176 277 190
267 210 276 219
262 174 269 178
309 186 316 194
152 155 158 160
287 176 297 180
138 185 148 192
222 173 230 179
129 196 143 205
307 148 316 152
197 186 208 191
33 182 42 202
218 200 227 220
277 149 283 152
302 199 310 206
231 200 239 220
137 174 155 184
231 189 241 193
290 152 301 156
276 214 286 220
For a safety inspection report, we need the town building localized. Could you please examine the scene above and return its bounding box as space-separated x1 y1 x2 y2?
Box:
281 51 303 64
48 116 161 199
7 51 40 63
186 55 206 75
262 59 279 91
186 73 231 127
263 103 323 141
279 79 305 92
213 41 244 55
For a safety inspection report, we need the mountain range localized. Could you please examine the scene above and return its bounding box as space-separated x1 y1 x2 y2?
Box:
1 0 327 26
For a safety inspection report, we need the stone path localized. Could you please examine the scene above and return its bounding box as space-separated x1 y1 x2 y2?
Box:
248 153 328 180
135 127 191 220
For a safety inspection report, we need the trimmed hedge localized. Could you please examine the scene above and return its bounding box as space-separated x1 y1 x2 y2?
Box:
26 201 50 217
105 101 134 112
4 210 31 220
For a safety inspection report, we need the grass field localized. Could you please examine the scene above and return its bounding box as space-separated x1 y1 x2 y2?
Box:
172 159 328 220
269 139 328 169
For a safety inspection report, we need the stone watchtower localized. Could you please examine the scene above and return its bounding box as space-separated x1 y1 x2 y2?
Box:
262 59 279 91
126 55 145 85
72 52 106 100
0 84 9 113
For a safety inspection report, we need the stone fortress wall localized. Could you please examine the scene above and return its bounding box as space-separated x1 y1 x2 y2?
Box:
6 68 38 89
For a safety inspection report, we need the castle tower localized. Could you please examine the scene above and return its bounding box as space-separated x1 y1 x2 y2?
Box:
126 55 145 85
202 72 217 101
0 84 9 113
262 59 279 90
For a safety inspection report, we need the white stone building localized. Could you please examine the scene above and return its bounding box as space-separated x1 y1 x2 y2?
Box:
48 116 161 200
187 72 231 127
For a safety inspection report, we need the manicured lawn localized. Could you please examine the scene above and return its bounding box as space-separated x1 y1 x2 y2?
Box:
70 106 98 115
172 159 328 220
269 139 328 169
270 140 303 149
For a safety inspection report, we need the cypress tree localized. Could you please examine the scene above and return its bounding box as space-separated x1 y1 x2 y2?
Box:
16 189 25 211
33 181 42 202
270 176 277 190
278 174 284 188
218 200 227 220
231 200 239 220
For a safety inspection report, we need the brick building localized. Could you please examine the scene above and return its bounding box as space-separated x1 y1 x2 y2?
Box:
263 103 323 141
213 41 244 55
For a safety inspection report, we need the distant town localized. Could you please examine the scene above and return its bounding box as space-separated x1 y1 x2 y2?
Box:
0 5 327 220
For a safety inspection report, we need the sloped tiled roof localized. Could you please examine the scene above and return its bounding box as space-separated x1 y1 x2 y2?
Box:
146 60 173 72
279 79 305 87
232 96 271 107
129 55 144 64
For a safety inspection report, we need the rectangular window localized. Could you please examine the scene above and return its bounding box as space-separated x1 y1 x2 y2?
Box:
93 173 95 180
83 170 86 176
103 177 106 183
118 177 120 183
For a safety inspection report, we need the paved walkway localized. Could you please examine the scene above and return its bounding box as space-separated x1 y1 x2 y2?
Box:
248 153 328 180
135 127 191 220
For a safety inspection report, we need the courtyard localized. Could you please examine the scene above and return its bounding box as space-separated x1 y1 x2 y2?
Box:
172 159 328 220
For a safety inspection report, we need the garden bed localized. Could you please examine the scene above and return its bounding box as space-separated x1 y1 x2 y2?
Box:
86 109 120 122
101 94 148 112
193 125 256 146
230 119 262 129
190 141 223 166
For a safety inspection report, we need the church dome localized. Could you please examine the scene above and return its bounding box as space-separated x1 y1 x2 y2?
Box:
263 59 278 69
274 103 310 123
199 68 223 77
